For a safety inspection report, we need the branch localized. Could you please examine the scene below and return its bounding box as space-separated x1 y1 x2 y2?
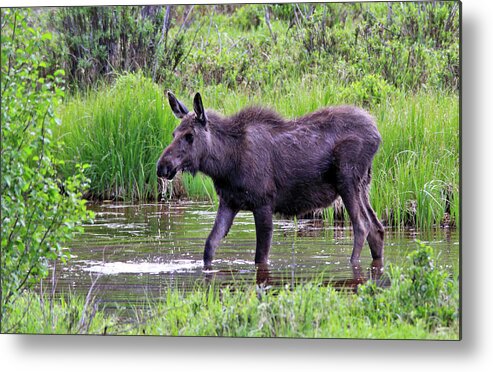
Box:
172 20 203 72
264 6 277 44
168 5 195 54
1 10 17 97
152 5 172 81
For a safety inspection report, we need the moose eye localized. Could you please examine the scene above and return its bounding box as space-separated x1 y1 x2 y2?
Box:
184 133 194 144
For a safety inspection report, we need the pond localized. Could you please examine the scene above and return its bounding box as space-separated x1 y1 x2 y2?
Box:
55 201 459 308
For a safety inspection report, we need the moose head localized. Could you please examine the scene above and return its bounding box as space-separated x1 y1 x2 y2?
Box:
156 92 209 180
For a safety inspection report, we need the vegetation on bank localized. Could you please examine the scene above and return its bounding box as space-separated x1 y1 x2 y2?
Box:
1 9 92 319
46 3 459 93
3 243 459 339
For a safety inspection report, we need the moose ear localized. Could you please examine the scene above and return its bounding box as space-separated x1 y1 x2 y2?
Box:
167 91 189 119
193 92 207 125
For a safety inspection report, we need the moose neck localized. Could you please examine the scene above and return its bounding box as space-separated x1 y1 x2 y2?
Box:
198 116 240 182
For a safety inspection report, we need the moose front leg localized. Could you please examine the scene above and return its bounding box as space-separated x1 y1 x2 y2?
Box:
204 202 237 268
253 205 273 264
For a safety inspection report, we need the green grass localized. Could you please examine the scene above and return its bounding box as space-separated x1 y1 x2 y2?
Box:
55 73 174 201
1 291 113 335
56 73 459 228
371 92 459 229
3 243 459 339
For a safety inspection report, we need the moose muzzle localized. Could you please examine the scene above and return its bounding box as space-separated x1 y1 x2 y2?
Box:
156 156 178 180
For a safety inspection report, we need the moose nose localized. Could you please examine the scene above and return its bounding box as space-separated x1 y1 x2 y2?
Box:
156 162 169 178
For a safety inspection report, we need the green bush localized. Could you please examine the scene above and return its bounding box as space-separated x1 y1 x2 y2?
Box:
231 4 264 30
0 9 93 324
358 241 459 330
341 74 394 106
50 6 162 87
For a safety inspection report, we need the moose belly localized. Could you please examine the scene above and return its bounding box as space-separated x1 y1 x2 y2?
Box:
273 181 338 217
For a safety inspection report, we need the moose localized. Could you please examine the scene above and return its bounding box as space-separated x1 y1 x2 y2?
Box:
157 92 384 268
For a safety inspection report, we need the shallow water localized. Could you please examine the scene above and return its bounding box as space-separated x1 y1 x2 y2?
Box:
55 201 459 307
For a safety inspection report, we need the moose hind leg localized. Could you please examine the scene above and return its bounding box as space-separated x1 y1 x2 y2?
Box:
333 138 371 263
204 202 238 268
339 187 369 263
361 187 384 259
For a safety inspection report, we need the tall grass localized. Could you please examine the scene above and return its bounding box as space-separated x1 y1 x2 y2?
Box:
2 291 114 334
56 73 459 228
371 93 459 229
56 73 175 200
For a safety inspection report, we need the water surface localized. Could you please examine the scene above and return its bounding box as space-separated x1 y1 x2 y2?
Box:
57 201 459 306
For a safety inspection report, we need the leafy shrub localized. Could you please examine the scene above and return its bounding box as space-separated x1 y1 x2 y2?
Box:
231 5 264 30
48 6 194 88
1 9 93 322
37 3 458 93
341 74 394 106
288 2 459 92
358 241 459 330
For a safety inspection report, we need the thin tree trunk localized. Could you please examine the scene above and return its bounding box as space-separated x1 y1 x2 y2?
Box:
264 6 276 44
152 5 171 81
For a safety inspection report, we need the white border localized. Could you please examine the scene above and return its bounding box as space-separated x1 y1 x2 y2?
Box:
2 1 492 371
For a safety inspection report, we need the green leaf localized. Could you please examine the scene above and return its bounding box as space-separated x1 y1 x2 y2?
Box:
41 32 52 41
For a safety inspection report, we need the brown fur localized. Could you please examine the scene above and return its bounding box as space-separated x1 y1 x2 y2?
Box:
157 92 384 267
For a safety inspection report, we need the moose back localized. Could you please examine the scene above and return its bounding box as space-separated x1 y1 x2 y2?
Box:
157 92 384 267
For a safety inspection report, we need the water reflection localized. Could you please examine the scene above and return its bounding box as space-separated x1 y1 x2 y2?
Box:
254 258 388 291
58 201 458 306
